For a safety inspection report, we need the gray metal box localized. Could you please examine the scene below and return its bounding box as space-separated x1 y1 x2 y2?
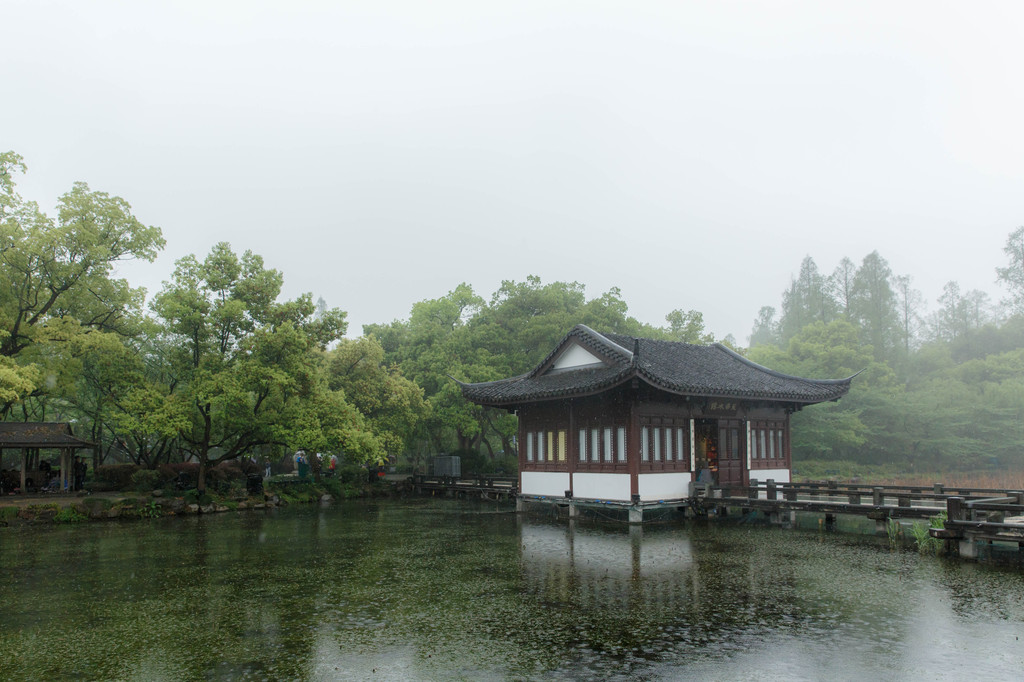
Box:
433 455 461 478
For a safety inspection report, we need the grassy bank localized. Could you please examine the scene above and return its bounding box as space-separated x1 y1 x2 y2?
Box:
793 459 1024 489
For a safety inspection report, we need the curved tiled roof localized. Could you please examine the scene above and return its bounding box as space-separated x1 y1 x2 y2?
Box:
0 422 94 449
458 325 854 407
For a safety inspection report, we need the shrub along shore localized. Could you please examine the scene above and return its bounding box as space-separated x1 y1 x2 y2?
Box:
0 464 392 526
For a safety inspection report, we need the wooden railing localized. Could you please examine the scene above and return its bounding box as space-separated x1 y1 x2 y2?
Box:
695 479 1024 523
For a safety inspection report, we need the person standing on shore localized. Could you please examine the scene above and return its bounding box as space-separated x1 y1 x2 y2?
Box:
73 456 87 491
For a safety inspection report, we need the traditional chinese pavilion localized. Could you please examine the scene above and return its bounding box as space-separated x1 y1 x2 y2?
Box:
0 422 94 493
458 325 853 515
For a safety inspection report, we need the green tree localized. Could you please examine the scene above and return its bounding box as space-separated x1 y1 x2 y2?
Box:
996 226 1024 315
663 309 715 344
829 256 857 319
367 277 652 461
0 151 164 415
748 306 780 348
152 243 363 491
893 274 924 357
58 326 189 469
850 251 899 363
928 281 990 344
748 320 898 462
779 256 837 343
324 337 428 462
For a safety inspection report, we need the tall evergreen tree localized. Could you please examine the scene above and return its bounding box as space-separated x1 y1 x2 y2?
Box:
829 257 857 319
996 226 1024 315
779 256 837 343
748 306 780 348
929 281 991 346
850 251 899 362
893 274 924 356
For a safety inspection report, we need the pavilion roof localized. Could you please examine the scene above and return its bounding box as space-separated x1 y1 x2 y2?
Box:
0 422 94 449
457 324 855 407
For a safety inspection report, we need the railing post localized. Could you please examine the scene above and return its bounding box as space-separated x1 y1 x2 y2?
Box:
848 491 861 505
898 495 910 508
872 486 884 506
748 478 758 500
785 485 798 502
947 496 977 559
933 483 944 495
947 496 965 522
767 479 777 501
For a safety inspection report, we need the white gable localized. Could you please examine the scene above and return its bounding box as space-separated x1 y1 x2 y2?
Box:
551 343 605 370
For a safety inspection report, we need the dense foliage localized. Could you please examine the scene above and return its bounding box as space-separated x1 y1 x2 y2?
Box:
3 151 1022 477
748 243 1024 472
0 154 407 485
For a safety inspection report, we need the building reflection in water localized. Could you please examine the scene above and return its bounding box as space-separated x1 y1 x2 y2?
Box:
518 518 697 615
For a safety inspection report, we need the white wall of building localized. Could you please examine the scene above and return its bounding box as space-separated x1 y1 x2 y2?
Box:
638 472 692 501
572 472 631 502
521 471 571 498
750 468 790 484
551 343 604 370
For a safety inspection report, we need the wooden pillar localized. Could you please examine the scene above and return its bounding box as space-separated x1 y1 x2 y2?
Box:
66 449 74 491
628 397 640 499
517 407 525 502
745 420 752 481
20 447 27 492
689 419 696 473
959 537 979 560
743 419 751 487
567 400 576 498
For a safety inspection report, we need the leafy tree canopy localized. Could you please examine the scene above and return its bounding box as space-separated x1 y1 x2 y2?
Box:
0 151 164 414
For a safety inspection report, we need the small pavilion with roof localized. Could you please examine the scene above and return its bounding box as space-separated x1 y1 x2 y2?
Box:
0 423 94 493
458 325 854 516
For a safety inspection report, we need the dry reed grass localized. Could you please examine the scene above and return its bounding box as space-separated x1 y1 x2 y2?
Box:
872 470 1024 490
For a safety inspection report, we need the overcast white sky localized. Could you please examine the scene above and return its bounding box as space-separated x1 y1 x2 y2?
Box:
5 1 1023 342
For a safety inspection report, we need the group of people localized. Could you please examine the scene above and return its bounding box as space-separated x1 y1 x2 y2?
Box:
292 451 338 478
41 457 88 492
0 456 88 494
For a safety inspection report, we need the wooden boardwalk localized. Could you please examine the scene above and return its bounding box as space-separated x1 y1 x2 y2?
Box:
402 475 1024 559
405 474 518 502
703 479 1024 558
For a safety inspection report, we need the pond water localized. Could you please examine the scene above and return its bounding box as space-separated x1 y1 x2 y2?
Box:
2 499 1024 680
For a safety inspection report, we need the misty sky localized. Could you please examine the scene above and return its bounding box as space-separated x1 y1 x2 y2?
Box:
5 1 1024 342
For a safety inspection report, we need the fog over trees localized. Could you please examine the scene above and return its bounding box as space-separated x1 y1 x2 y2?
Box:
3 152 1024 475
747 237 1024 472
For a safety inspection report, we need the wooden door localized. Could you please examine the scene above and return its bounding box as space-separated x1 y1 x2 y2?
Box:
717 422 745 493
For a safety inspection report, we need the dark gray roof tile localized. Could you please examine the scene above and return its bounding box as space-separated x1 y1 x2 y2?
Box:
459 325 854 406
0 423 94 449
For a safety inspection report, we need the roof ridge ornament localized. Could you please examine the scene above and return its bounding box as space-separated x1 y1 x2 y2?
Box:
632 338 639 366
